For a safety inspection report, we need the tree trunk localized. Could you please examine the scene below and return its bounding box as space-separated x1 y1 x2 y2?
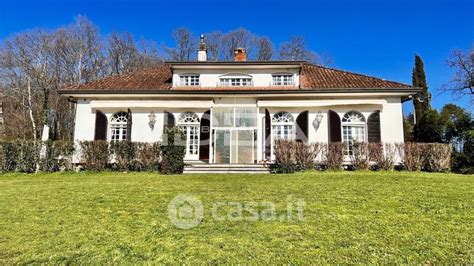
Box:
27 79 37 142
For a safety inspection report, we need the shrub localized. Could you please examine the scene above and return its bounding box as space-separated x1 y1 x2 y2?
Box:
296 142 325 171
350 142 370 170
80 141 110 171
272 140 326 173
40 140 75 172
400 142 424 171
136 142 161 171
272 139 297 173
15 141 39 173
368 142 397 171
323 142 345 170
0 141 19 172
422 143 452 172
398 142 452 172
451 152 473 174
110 141 138 171
160 127 185 174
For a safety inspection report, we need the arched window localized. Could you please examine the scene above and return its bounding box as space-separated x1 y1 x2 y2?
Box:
272 111 294 140
219 73 253 86
178 112 200 124
178 112 200 157
342 111 366 155
110 111 128 141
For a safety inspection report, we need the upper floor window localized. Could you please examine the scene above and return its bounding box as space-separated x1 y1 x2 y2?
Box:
179 74 200 86
272 73 294 86
220 78 252 86
219 73 252 87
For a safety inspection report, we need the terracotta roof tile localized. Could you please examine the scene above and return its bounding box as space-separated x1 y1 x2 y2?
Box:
62 62 412 92
64 64 172 91
300 63 410 89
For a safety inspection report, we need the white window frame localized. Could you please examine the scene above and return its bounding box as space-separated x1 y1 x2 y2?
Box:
178 112 200 159
179 74 200 86
110 111 128 141
272 73 294 86
272 111 295 141
341 111 367 155
218 73 253 87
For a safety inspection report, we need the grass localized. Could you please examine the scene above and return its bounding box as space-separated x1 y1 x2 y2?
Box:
0 171 473 264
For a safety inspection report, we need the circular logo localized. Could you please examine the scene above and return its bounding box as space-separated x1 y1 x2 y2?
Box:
168 194 204 229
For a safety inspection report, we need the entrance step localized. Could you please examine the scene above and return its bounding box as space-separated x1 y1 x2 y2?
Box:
184 164 269 174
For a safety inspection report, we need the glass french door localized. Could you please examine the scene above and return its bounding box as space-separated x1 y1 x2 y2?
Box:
212 106 257 164
214 130 231 164
214 129 255 164
180 125 199 160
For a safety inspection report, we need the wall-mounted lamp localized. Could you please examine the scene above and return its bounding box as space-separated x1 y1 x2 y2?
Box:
148 111 156 130
312 110 324 130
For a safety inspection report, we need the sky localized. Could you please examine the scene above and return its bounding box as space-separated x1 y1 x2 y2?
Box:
0 0 473 114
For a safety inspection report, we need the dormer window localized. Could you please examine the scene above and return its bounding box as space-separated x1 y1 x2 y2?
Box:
272 73 294 86
219 73 253 87
179 74 200 86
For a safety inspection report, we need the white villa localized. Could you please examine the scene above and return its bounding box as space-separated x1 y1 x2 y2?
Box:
60 36 418 165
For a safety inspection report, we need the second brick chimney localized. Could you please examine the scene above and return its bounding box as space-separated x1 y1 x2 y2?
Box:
234 48 247 61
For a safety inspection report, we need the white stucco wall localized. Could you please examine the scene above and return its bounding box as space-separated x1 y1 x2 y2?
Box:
173 68 300 87
73 96 406 163
74 100 95 141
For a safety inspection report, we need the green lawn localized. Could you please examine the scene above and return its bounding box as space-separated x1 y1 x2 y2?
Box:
0 171 473 264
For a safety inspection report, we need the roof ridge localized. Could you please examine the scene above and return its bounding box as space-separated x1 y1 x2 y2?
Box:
302 62 411 87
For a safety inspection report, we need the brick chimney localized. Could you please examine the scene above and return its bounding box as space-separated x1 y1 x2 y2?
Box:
234 48 247 61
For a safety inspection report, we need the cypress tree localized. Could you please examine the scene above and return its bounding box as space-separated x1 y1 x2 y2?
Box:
412 54 430 123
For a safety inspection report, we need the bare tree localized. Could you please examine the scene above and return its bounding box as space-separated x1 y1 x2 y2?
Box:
257 37 273 61
165 27 197 61
221 28 257 61
278 36 319 64
444 47 474 97
108 31 138 75
204 31 224 61
0 17 162 141
55 15 105 84
0 30 55 140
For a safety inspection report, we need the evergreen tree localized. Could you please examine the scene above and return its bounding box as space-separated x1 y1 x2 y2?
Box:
413 109 444 143
403 114 414 142
440 104 473 151
412 54 431 123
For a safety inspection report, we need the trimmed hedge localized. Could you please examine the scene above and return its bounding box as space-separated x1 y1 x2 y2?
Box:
79 127 184 174
272 140 453 173
0 140 74 173
159 127 185 174
80 140 110 171
0 138 454 175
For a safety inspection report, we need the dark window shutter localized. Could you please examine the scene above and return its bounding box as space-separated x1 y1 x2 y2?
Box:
163 111 175 129
328 110 341 142
126 109 132 141
265 109 271 160
199 110 210 161
296 110 309 143
94 111 107 141
163 111 175 136
367 111 381 142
